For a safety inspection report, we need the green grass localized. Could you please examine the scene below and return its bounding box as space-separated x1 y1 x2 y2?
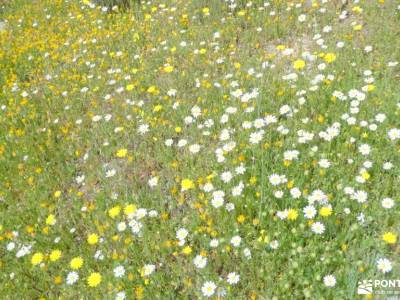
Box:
0 0 399 299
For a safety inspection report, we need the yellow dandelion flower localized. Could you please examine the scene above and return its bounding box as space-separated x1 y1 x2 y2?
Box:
249 176 257 185
324 53 336 63
237 215 246 223
361 171 370 180
54 275 62 285
319 207 333 217
70 257 83 269
382 232 397 244
163 65 174 73
49 249 62 262
147 86 157 94
46 214 56 226
181 179 195 191
124 204 137 216
135 286 144 299
31 252 43 265
293 59 306 70
126 84 135 91
87 272 102 287
287 209 298 221
366 84 375 92
182 246 192 255
116 148 128 158
108 206 121 218
276 45 285 50
87 233 99 245
153 104 162 112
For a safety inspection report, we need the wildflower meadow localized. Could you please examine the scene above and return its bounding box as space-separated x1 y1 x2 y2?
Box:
0 0 399 299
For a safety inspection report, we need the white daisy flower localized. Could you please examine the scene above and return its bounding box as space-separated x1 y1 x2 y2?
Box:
311 222 325 234
323 275 336 287
227 272 240 285
66 271 79 285
377 258 392 273
201 281 216 297
113 265 125 278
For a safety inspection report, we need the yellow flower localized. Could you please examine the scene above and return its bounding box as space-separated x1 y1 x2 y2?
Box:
237 215 246 223
124 204 137 216
135 287 144 299
49 250 62 262
87 272 102 287
287 209 298 221
31 252 43 265
153 104 162 112
361 171 370 180
46 214 56 226
324 53 336 63
182 246 192 255
249 176 257 185
202 7 209 15
116 148 128 158
276 45 285 51
257 235 269 243
70 257 83 269
175 127 182 133
54 275 62 285
319 207 333 217
126 84 135 91
382 232 397 244
293 59 305 70
87 233 99 245
54 190 61 198
108 206 121 218
366 84 375 92
147 86 157 94
163 65 174 73
181 179 195 191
